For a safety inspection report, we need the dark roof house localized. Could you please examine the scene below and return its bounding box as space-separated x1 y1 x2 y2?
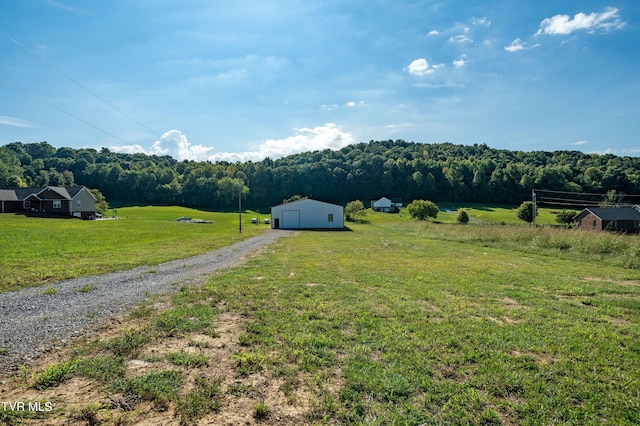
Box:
0 186 96 218
573 206 640 233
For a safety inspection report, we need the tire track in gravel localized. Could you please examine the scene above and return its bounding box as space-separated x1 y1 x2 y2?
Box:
0 230 293 372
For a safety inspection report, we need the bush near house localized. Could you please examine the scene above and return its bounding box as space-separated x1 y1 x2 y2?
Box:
407 199 439 220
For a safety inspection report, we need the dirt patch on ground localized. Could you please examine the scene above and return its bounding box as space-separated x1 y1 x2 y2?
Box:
510 350 557 367
583 276 640 287
0 309 322 425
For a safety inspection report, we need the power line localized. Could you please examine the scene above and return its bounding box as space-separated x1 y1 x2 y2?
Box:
533 188 640 210
0 28 161 139
533 188 612 197
0 76 133 145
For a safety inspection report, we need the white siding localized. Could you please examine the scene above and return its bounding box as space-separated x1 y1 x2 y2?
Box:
372 197 392 209
271 199 344 229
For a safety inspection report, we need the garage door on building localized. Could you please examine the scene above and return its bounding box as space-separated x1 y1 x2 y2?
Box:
282 210 300 229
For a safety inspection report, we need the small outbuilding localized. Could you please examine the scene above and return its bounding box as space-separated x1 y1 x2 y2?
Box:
371 197 403 213
573 206 640 233
271 198 344 230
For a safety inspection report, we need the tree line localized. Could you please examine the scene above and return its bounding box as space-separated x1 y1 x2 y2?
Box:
1 140 639 210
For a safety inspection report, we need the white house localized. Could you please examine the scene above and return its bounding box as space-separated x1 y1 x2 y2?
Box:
271 199 344 229
371 197 402 213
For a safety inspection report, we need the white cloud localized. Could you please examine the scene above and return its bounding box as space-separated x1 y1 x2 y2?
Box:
448 23 473 44
149 130 214 161
505 38 525 52
471 17 491 27
321 103 339 111
111 130 214 161
436 17 489 45
0 115 39 128
504 38 539 52
535 7 625 36
110 125 354 163
452 55 467 68
321 101 363 111
384 123 413 132
209 123 355 162
449 34 472 44
406 58 435 77
595 147 640 156
428 30 439 36
109 144 147 154
572 140 588 146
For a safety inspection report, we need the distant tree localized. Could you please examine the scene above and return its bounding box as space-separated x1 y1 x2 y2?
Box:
456 210 469 224
218 177 248 208
555 210 577 225
600 190 625 207
345 200 366 222
516 201 535 224
89 188 109 214
6 175 27 187
3 140 640 211
407 199 439 221
282 195 305 204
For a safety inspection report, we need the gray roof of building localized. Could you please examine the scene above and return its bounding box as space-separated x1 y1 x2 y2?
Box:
576 206 640 221
0 186 87 201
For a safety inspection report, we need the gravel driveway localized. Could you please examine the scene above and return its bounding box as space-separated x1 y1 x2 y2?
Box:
0 230 292 373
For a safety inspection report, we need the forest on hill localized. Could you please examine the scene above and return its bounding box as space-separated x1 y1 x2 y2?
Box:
1 140 639 209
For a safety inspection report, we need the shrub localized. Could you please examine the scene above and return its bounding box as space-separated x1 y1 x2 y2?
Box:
516 201 535 223
345 200 366 222
555 210 578 225
407 200 439 221
456 210 469 224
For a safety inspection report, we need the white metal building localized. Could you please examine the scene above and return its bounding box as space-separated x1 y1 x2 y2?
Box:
271 199 344 229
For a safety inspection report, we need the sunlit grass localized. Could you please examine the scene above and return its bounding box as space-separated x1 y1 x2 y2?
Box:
14 213 640 424
0 206 267 292
201 218 640 424
438 202 561 224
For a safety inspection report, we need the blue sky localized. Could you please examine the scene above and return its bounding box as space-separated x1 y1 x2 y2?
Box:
1 1 639 161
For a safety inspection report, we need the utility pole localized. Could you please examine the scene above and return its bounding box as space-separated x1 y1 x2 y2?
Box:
532 189 537 227
238 184 242 233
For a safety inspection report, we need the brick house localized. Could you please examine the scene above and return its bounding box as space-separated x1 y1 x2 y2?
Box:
0 186 97 218
573 206 640 233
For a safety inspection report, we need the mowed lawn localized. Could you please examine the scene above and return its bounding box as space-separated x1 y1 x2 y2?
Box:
0 206 267 292
438 202 560 224
206 214 640 424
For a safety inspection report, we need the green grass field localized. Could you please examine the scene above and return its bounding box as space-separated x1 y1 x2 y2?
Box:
0 206 267 292
3 207 639 424
205 214 640 424
0 203 575 293
437 202 563 224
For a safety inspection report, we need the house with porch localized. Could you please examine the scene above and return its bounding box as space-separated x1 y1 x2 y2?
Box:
0 186 97 218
